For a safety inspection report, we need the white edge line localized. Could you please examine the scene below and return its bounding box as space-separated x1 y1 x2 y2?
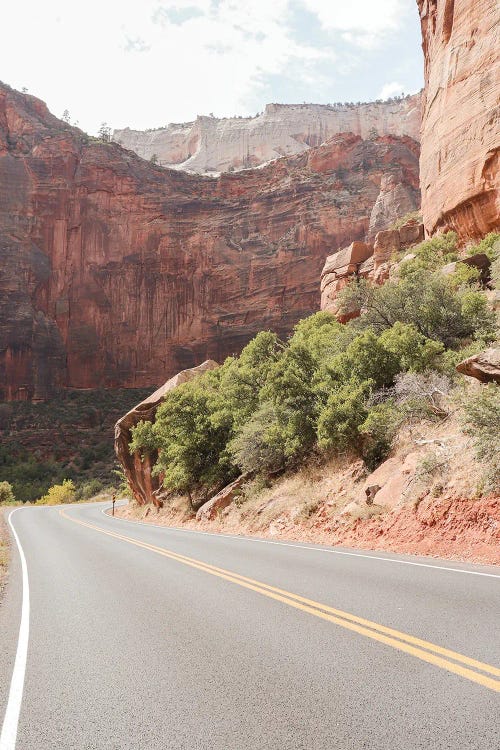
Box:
99 506 500 579
0 509 30 750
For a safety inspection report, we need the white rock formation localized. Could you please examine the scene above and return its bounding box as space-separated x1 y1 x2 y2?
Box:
113 95 421 174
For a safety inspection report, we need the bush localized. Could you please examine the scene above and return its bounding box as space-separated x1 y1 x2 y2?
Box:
467 232 500 262
359 401 401 468
338 269 495 348
0 481 16 504
460 384 500 492
37 479 76 505
75 479 104 500
228 402 288 475
317 379 372 452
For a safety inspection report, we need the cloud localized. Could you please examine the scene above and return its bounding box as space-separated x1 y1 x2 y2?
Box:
379 81 406 99
299 0 407 47
0 0 420 133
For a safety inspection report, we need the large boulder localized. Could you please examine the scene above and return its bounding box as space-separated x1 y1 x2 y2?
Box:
195 474 250 521
114 360 218 506
456 348 500 383
320 242 373 320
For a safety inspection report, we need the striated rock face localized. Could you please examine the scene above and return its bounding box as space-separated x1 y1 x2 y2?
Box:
115 360 218 506
417 0 500 240
114 96 421 174
0 83 420 400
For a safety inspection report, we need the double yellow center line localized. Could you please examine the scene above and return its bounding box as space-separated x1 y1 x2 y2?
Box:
59 508 500 693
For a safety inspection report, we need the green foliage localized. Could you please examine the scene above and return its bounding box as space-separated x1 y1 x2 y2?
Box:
460 291 497 340
0 387 151 502
128 231 498 496
389 211 422 230
287 311 344 362
228 402 287 475
209 331 282 434
339 269 495 348
378 323 444 372
317 379 372 451
128 419 156 457
460 384 500 492
37 479 76 505
448 263 481 289
359 400 401 469
328 330 400 388
149 377 236 499
398 231 458 274
75 479 104 500
0 481 15 505
467 232 500 262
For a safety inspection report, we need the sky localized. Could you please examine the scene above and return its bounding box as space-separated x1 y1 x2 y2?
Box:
1 0 423 135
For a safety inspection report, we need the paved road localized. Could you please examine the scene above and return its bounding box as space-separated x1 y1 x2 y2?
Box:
0 503 499 750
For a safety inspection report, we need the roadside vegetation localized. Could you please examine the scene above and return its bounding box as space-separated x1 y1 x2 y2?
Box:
129 233 500 507
0 388 151 503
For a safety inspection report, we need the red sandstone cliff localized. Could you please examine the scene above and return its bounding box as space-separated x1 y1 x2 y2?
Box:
0 83 419 400
417 0 499 239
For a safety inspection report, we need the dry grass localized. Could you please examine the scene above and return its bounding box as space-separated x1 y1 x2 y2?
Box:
0 508 11 596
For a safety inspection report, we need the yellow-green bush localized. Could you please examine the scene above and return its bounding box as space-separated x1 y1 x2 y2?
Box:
37 479 76 505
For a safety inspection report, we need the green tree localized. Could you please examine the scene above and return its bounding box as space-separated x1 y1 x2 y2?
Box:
317 379 372 452
338 270 495 348
147 378 236 505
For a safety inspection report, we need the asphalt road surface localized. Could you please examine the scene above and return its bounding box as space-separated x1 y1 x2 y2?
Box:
1 502 499 749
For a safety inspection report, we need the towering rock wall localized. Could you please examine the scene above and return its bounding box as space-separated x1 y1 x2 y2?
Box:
417 0 499 239
0 83 419 401
114 96 421 174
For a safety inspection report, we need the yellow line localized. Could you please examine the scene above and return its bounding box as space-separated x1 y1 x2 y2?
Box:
59 508 500 693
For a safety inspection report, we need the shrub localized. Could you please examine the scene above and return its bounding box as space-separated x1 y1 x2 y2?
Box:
0 481 16 504
389 211 422 230
378 322 444 372
37 479 76 505
317 379 372 452
149 378 236 500
75 479 104 500
398 231 458 274
229 402 288 475
338 269 494 348
459 384 500 492
467 232 500 262
327 330 400 388
359 401 401 468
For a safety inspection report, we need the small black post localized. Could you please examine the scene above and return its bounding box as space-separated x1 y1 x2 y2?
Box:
112 494 116 516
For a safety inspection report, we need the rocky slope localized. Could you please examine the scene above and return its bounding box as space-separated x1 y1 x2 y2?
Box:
113 96 421 174
115 407 500 565
418 0 499 240
0 82 419 401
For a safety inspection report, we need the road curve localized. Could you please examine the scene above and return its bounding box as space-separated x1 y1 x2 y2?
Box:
1 502 499 749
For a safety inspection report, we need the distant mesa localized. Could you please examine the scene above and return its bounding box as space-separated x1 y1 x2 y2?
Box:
113 95 422 175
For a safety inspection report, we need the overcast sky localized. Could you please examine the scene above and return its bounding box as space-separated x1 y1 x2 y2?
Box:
1 0 423 134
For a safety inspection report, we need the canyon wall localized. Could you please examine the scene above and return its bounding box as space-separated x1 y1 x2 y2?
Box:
418 0 499 239
113 96 421 174
0 83 419 401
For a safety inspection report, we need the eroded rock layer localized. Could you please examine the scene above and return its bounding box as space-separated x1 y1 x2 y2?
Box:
114 96 421 174
417 0 500 239
0 83 419 400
